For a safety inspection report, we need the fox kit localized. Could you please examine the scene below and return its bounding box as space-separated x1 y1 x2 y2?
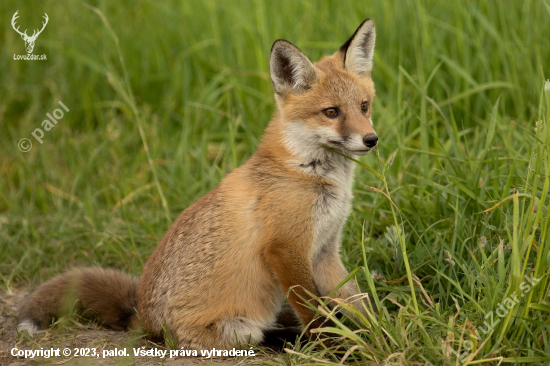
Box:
18 19 378 349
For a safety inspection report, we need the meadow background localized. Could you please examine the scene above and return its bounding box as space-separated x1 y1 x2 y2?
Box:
1 0 550 364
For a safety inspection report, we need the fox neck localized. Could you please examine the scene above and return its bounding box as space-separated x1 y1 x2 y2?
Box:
258 114 356 189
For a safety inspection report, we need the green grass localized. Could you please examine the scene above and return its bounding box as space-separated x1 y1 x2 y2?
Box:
1 0 550 364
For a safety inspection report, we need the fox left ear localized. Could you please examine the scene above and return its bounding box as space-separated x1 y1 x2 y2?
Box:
270 40 319 95
339 19 376 77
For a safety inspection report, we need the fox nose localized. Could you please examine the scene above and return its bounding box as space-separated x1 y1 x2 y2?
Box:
363 133 378 148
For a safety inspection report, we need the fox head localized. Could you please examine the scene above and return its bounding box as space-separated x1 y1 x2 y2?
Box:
270 19 377 157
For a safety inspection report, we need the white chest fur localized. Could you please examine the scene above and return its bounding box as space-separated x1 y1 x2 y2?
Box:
310 157 355 261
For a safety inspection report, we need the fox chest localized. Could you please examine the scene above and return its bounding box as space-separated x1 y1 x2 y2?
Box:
310 182 353 259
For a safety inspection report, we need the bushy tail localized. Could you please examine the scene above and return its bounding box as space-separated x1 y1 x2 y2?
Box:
17 267 138 335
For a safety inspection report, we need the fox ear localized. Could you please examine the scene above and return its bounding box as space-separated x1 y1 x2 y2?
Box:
270 40 319 95
340 19 376 76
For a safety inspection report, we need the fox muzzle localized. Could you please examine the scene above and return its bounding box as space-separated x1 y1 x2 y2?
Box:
362 133 378 148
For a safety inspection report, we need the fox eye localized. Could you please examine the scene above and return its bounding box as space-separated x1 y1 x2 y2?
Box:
361 102 369 113
323 107 339 118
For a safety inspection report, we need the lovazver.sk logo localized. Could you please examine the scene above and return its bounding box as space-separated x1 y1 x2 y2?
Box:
11 10 48 61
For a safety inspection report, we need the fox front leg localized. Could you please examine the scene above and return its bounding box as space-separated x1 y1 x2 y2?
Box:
313 243 378 316
262 241 328 333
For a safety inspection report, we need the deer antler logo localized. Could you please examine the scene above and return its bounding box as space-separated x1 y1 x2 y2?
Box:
11 11 49 54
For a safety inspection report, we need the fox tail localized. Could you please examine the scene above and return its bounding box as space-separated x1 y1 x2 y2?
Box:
17 267 138 335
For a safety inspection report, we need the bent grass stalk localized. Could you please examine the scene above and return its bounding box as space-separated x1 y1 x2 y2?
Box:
84 4 172 224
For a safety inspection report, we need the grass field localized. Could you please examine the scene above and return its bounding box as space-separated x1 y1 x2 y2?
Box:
1 0 550 364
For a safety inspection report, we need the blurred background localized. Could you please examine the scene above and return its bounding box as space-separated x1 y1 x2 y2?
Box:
1 1 549 362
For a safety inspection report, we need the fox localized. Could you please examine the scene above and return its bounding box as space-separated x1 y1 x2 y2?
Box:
18 18 379 350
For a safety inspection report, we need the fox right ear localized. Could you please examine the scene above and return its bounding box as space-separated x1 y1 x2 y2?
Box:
270 40 319 95
339 19 376 77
